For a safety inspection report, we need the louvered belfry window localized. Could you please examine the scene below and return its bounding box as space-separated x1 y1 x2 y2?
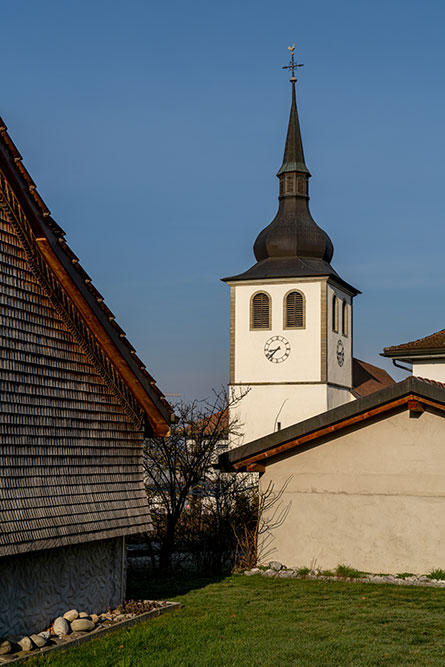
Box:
251 292 270 329
342 301 348 336
285 291 304 328
333 295 339 332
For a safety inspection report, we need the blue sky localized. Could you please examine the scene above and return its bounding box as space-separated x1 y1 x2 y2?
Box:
2 0 445 400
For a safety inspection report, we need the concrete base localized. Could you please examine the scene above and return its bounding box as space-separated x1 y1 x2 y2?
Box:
0 538 125 637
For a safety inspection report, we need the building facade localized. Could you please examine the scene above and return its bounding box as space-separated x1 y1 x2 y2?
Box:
220 376 445 573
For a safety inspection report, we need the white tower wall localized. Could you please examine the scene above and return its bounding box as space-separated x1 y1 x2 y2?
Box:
228 278 355 446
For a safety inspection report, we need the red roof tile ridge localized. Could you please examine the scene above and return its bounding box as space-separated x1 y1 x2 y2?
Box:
416 376 445 389
385 329 445 352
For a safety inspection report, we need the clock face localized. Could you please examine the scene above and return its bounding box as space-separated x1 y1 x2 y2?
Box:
336 339 345 367
264 335 291 364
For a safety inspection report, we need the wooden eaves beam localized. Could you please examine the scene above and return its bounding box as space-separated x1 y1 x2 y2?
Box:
232 393 445 471
36 237 170 437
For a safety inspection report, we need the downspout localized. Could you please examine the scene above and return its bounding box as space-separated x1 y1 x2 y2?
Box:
392 359 412 373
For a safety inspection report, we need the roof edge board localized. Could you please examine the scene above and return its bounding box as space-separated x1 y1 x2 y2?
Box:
0 117 173 434
36 238 171 436
219 376 445 471
382 349 445 359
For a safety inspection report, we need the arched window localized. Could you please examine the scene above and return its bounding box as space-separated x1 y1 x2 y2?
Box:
285 174 295 194
332 295 339 332
297 177 306 195
250 292 271 329
284 290 305 329
342 301 348 336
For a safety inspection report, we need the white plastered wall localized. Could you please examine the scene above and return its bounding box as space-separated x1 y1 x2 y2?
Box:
259 408 445 573
232 280 322 384
326 283 352 393
327 385 355 409
229 279 324 445
230 383 328 446
228 279 356 445
413 361 445 382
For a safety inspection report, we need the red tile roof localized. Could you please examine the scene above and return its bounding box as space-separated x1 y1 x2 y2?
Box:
384 329 445 354
416 376 445 389
352 358 395 398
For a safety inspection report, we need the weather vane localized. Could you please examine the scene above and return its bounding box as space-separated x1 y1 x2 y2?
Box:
282 44 304 82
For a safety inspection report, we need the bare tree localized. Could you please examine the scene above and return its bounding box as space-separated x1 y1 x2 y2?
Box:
232 478 292 570
143 388 246 572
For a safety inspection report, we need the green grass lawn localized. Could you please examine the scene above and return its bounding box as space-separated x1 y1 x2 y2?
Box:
30 574 445 667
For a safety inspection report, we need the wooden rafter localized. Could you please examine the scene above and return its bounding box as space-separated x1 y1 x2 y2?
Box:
36 237 170 437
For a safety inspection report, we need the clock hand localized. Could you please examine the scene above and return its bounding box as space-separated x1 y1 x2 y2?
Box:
267 346 281 359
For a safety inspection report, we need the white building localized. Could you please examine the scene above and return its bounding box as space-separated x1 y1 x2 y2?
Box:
223 74 392 445
218 60 445 574
383 330 445 382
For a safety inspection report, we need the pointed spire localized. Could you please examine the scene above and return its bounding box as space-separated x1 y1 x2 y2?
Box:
223 47 358 296
277 80 310 177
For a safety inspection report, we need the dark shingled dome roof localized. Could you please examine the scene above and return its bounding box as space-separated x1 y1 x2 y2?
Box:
223 81 358 295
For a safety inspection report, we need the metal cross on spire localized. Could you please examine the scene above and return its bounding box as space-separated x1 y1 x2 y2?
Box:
282 44 304 82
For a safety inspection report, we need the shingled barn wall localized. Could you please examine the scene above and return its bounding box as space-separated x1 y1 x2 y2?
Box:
0 208 149 632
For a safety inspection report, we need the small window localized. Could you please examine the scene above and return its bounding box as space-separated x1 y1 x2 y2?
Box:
342 301 348 336
284 290 305 329
332 295 338 332
285 174 295 194
251 292 270 329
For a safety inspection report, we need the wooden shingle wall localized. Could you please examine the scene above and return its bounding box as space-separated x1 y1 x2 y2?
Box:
0 210 151 557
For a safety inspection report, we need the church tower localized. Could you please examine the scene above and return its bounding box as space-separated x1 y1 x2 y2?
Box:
223 52 359 445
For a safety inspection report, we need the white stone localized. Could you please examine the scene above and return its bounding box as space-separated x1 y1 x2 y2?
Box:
53 617 69 636
269 561 282 571
30 634 46 648
18 636 33 652
63 609 79 622
0 641 11 655
70 619 95 632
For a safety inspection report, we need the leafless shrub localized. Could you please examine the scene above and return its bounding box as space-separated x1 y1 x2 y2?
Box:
143 387 291 574
143 388 247 572
232 477 292 570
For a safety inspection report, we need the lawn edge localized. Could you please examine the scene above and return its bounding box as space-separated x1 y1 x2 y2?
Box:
11 602 181 664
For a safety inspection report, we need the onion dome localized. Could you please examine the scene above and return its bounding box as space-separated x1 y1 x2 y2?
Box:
223 73 358 295
254 80 333 264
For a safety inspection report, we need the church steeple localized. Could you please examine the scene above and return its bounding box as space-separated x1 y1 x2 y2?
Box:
253 67 333 265
224 50 360 445
223 50 357 296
